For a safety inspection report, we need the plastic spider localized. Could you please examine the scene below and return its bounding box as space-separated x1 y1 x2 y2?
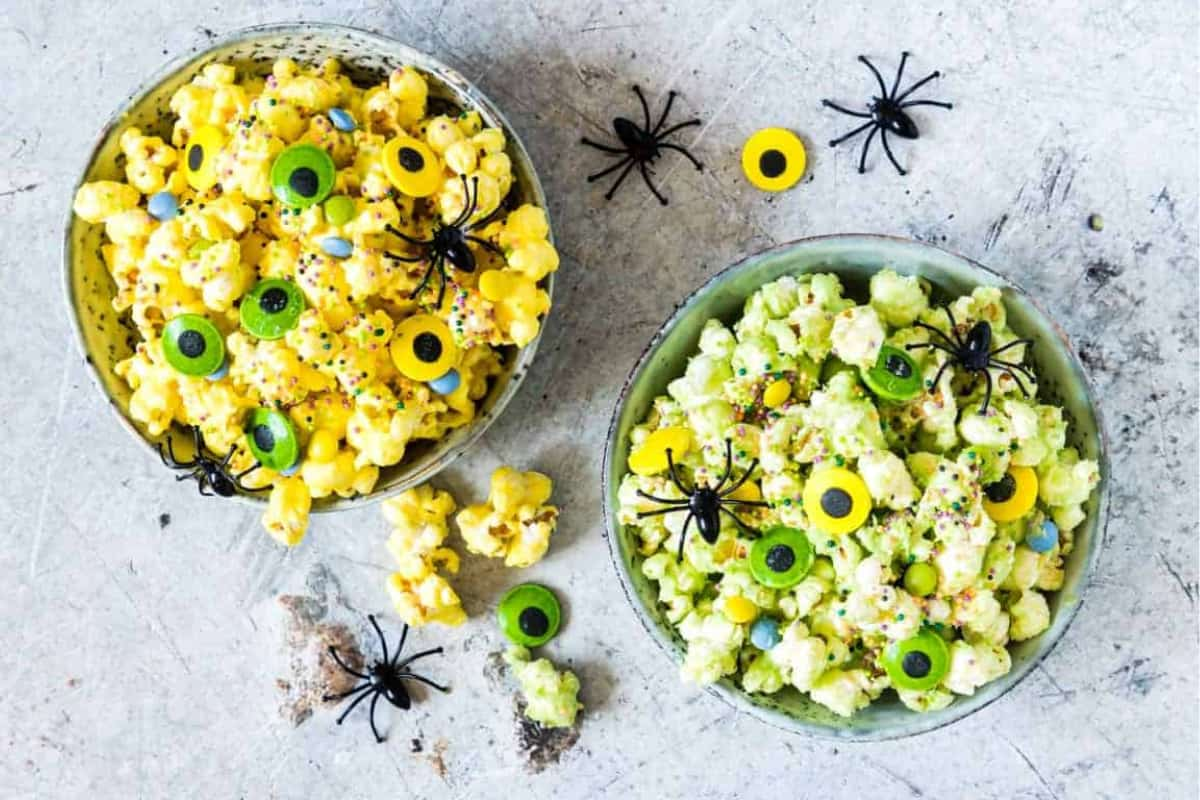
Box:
580 85 704 205
635 438 768 561
384 174 503 309
822 51 953 175
157 425 267 497
905 306 1035 414
324 615 448 744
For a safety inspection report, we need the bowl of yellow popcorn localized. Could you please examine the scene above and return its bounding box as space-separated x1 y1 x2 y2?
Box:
65 24 559 544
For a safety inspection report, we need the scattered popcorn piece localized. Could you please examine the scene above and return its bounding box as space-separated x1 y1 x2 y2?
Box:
456 467 559 568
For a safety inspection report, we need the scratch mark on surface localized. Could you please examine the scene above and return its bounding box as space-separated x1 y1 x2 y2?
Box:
983 213 1009 251
1155 551 1196 605
1001 733 1061 800
1151 186 1176 221
0 182 41 198
1036 663 1076 704
861 756 925 796
1148 384 1170 457
27 346 72 579
579 23 640 33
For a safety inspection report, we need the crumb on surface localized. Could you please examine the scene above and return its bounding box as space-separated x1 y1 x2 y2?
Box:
276 594 364 725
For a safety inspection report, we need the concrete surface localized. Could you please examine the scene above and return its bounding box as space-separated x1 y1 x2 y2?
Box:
2 1 1197 798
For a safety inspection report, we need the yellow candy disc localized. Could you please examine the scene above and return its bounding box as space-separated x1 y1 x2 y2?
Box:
803 466 871 534
627 427 692 476
741 128 806 192
382 136 442 197
183 125 226 192
390 314 458 382
982 466 1038 522
723 595 758 624
762 378 792 408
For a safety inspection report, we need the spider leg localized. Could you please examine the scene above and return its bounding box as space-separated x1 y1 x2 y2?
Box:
992 365 1033 397
989 358 1037 381
601 159 639 201
368 692 384 743
726 499 770 507
586 155 634 182
435 260 448 310
657 142 704 172
159 438 196 469
822 99 872 120
929 356 954 395
676 513 692 562
988 339 1034 358
895 70 942 103
944 306 969 349
665 449 692 494
890 50 910 98
650 89 676 134
232 462 270 493
857 125 879 173
899 100 953 110
386 224 432 246
633 85 653 131
719 506 758 536
911 320 959 349
398 673 450 693
328 646 370 680
383 250 424 263
465 235 503 256
397 647 443 669
979 369 994 414
579 137 628 155
905 341 958 357
196 479 213 497
636 489 687 505
880 129 906 176
858 55 890 98
335 686 375 725
639 161 668 206
221 447 235 468
637 506 685 519
828 120 875 147
409 255 438 301
323 682 372 703
654 119 702 141
191 426 206 461
714 439 734 492
368 614 390 665
719 459 760 498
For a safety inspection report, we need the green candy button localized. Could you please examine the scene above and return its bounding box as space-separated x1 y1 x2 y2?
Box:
861 345 923 402
162 314 225 377
245 408 300 472
497 583 561 647
240 279 305 340
749 526 814 589
270 143 335 208
882 629 950 691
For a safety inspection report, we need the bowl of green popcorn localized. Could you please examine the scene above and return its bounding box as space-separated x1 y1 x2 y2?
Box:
602 234 1107 739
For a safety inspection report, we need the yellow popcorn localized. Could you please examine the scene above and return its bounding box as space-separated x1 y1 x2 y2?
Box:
386 573 467 627
73 181 141 223
179 239 254 312
263 477 312 546
381 485 465 627
301 448 378 499
456 467 558 568
479 269 552 347
119 128 178 195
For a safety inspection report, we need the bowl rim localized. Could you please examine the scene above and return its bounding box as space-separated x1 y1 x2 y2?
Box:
601 232 1110 740
62 22 554 514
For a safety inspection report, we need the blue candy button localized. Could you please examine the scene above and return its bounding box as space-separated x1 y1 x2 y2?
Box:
329 108 356 132
280 460 301 477
750 617 782 650
148 191 179 221
427 368 461 395
320 236 353 259
1027 520 1059 553
205 357 230 382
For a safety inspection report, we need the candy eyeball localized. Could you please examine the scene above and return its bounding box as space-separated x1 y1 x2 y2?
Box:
803 466 872 534
162 314 226 378
390 313 459 389
382 135 441 197
882 629 950 691
270 143 335 208
982 465 1038 522
183 125 225 192
240 279 305 340
245 407 301 473
497 583 561 647
741 127 806 192
861 345 922 402
750 525 814 589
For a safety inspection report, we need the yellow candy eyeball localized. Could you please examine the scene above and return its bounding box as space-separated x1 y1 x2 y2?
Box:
390 314 458 382
627 426 692 476
382 136 442 197
762 378 792 408
803 466 871 534
741 127 806 192
184 125 226 192
982 465 1038 522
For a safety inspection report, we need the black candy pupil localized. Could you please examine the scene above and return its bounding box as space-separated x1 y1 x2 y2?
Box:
518 606 549 638
177 329 206 358
398 147 425 172
253 424 275 452
289 166 319 197
885 353 913 378
413 332 442 363
984 473 1017 503
759 149 787 178
187 144 204 171
902 650 932 678
260 287 289 314
765 544 795 573
820 487 853 518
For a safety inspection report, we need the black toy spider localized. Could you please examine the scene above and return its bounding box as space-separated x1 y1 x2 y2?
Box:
906 306 1035 414
822 51 953 175
635 439 768 561
157 425 267 497
324 615 448 744
580 85 704 205
385 174 503 309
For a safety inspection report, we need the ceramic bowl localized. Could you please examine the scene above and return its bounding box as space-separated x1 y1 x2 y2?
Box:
64 23 552 512
602 234 1108 740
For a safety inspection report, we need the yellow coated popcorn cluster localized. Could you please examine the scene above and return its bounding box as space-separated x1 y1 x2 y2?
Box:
382 485 466 627
457 467 559 568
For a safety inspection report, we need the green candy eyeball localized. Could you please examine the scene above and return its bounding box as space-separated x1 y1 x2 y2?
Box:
162 314 226 377
497 583 561 647
270 143 335 208
861 345 923 402
882 629 950 691
749 526 814 589
245 408 300 472
240 279 305 340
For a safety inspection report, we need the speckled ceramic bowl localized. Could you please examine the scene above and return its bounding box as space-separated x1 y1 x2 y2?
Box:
64 23 552 512
602 235 1108 740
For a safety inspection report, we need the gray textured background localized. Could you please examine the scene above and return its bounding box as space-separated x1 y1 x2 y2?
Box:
2 1 1197 798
